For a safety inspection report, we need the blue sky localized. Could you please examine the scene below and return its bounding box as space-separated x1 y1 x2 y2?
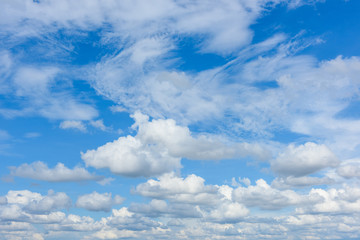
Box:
1 0 360 239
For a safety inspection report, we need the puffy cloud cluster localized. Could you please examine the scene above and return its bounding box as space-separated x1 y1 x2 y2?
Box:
82 112 269 177
1 178 360 239
233 179 301 210
133 172 249 223
0 190 70 223
271 142 339 177
76 192 124 212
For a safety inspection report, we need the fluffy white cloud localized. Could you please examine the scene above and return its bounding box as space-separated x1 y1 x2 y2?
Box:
81 134 181 178
296 186 360 214
103 207 162 231
1 190 71 219
9 161 102 182
132 173 250 223
233 179 301 210
206 201 249 223
271 142 339 177
0 64 98 121
82 112 269 177
76 192 124 212
133 172 218 205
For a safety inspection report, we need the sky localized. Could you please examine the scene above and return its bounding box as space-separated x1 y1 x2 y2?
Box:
0 0 360 239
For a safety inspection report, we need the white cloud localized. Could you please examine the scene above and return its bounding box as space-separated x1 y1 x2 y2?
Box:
133 172 218 205
81 134 181 178
59 120 86 132
206 201 249 223
296 186 360 214
9 161 102 182
76 192 124 212
336 158 360 179
271 176 334 189
89 119 110 131
0 64 98 121
232 179 301 210
1 190 71 217
82 112 269 177
102 207 161 231
97 177 115 186
271 142 339 177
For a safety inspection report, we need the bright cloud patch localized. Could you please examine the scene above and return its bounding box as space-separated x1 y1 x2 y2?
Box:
271 142 339 177
76 192 124 212
9 161 102 182
82 112 268 177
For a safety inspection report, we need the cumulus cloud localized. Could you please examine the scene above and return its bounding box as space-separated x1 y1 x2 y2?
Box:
9 161 102 182
206 201 249 223
76 192 124 212
233 179 301 210
132 173 249 223
271 142 339 177
1 190 71 218
296 186 360 214
133 172 218 205
82 112 269 177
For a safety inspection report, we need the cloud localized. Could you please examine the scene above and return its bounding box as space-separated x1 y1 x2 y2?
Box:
132 172 250 223
9 161 102 182
0 0 284 54
89 32 360 159
336 158 360 179
1 190 71 217
232 179 301 210
76 192 124 212
89 119 110 131
97 177 115 186
81 112 269 177
109 105 127 113
271 176 334 189
0 64 98 121
133 172 218 205
206 201 249 223
81 134 181 178
296 186 360 214
271 142 339 177
103 207 161 231
59 120 87 132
